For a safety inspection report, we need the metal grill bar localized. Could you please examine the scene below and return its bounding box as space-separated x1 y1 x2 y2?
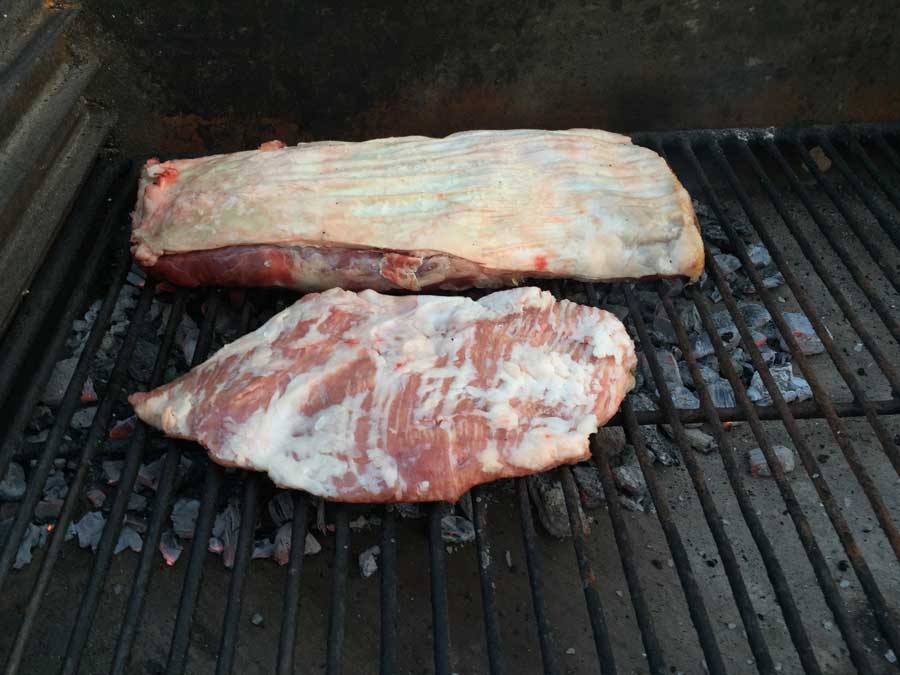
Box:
625 285 777 674
840 132 900 211
471 485 506 675
687 280 876 674
515 478 557 675
871 133 900 178
4 277 154 674
657 287 823 675
0 248 131 591
681 140 900 551
54 278 155 666
756 139 900 412
558 465 616 673
0 234 129 497
378 506 397 675
707 141 900 485
729 140 900 392
214 300 260 675
108 298 189 671
682 141 900 658
164 464 224 674
788 139 900 294
276 493 310 675
583 283 667 675
588 438 666 675
697 244 894 658
81 285 179 670
428 503 452 675
620 399 728 675
812 134 900 249
216 473 260 675
326 505 350 675
108 292 203 674
614 396 900 426
163 293 224 675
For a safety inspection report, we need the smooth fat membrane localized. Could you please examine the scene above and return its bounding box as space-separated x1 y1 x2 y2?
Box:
131 129 704 291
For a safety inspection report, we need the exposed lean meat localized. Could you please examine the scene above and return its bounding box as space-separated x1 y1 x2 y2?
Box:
131 129 703 292
129 287 636 502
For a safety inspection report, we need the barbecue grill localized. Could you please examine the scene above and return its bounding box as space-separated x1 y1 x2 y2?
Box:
1 2 899 674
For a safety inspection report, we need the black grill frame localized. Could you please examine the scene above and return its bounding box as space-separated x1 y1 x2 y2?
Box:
0 123 899 674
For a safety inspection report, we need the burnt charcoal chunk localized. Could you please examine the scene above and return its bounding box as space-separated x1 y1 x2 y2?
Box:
359 545 381 577
683 428 717 453
267 492 294 526
753 267 785 291
778 312 826 355
713 253 742 276
171 498 201 539
629 391 658 412
440 515 475 544
70 407 97 431
640 351 682 390
737 302 771 330
749 446 796 476
572 462 605 507
706 380 737 409
689 333 716 359
42 470 68 501
669 386 700 410
652 301 701 343
159 529 183 566
210 501 241 568
70 511 106 552
115 526 143 554
641 427 681 466
526 473 583 538
41 357 79 407
747 244 772 268
129 339 159 383
613 463 647 500
175 315 200 364
699 221 732 250
28 406 54 432
680 362 722 388
0 462 26 501
747 365 812 406
14 524 47 570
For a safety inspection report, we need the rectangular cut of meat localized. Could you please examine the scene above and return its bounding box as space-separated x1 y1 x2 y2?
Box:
128 287 636 502
131 129 703 292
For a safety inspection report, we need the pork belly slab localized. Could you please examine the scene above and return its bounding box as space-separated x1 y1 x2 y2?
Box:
129 287 636 502
131 129 703 292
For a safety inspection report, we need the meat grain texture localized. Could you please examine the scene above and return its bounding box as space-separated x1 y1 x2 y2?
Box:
131 129 703 292
129 288 636 502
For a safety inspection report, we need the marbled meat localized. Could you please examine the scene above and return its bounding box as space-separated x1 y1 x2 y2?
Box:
131 129 703 292
128 287 636 502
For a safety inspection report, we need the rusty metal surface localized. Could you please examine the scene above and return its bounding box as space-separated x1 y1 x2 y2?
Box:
73 0 900 155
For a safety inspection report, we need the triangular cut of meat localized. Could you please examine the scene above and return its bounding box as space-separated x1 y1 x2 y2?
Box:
129 287 636 502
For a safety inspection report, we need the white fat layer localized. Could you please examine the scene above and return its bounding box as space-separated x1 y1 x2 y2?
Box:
134 287 636 498
132 129 703 283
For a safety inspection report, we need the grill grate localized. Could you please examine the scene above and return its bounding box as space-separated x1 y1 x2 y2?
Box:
0 123 899 674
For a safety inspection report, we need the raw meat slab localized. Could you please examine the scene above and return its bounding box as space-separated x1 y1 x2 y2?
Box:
131 129 703 292
129 287 636 502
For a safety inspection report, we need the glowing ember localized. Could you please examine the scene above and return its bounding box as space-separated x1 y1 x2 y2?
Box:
109 416 137 440
80 378 98 403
